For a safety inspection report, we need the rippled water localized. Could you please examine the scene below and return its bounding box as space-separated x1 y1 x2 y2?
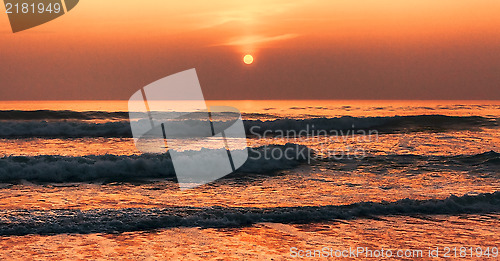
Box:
0 100 498 259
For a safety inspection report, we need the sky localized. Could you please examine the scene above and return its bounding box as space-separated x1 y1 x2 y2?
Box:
1 0 500 100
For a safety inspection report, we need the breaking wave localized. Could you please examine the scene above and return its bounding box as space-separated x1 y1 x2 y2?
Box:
0 147 497 183
0 115 496 138
0 192 498 235
0 110 130 120
0 144 310 183
246 115 498 135
326 151 500 175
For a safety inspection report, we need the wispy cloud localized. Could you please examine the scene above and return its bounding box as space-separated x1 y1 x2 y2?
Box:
179 0 312 49
214 34 299 46
193 2 302 27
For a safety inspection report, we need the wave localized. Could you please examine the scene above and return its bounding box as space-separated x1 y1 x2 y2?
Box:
0 144 310 183
0 121 133 138
0 192 498 235
453 150 500 166
0 110 273 121
0 110 130 120
246 115 498 136
0 115 496 138
0 147 496 183
326 151 500 174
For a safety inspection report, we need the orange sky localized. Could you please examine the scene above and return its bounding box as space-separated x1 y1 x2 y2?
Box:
1 0 500 100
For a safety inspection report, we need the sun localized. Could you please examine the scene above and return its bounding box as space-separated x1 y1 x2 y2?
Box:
243 54 254 65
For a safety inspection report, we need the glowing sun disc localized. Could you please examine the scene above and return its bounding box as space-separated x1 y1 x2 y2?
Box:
243 54 254 64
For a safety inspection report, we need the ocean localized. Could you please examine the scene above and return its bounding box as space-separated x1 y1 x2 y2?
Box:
0 100 498 260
